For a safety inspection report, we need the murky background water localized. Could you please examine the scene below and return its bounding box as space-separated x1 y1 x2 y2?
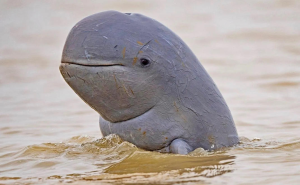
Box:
1 0 300 184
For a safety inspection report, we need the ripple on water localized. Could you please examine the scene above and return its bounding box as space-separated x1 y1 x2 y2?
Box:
1 134 299 184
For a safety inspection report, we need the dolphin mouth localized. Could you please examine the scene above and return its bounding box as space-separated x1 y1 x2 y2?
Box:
61 61 124 67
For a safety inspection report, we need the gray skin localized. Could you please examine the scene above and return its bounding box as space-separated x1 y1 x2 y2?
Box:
59 11 239 154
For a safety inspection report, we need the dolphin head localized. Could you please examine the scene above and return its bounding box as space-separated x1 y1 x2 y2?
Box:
60 11 184 123
60 11 239 151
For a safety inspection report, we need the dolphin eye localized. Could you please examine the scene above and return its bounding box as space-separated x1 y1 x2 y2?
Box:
140 58 150 67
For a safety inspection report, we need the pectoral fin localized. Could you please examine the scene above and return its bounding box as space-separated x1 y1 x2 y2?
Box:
169 138 193 154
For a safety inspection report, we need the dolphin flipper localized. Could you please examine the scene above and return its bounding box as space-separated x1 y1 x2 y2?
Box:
169 139 193 154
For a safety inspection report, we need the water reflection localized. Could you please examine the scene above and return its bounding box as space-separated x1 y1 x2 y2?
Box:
105 151 235 176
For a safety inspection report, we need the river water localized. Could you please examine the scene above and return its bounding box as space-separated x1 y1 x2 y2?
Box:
0 0 300 184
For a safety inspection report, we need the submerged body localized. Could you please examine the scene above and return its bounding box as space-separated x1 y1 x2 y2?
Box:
59 11 238 154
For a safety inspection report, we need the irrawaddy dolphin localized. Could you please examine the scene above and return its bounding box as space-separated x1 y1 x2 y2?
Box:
59 10 239 154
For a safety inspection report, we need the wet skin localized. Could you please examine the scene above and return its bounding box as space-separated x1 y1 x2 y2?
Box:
59 11 239 154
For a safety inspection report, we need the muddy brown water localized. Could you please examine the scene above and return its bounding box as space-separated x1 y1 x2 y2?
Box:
0 0 300 184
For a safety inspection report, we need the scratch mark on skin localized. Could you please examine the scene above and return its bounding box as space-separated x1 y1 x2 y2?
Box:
181 115 188 123
132 40 152 65
134 73 157 89
161 37 187 68
132 57 138 65
96 21 108 27
125 38 142 47
76 76 86 83
133 39 153 63
174 101 187 123
186 106 199 117
174 101 179 112
81 35 87 48
122 47 126 58
140 40 152 51
113 74 119 88
137 41 143 45
121 81 132 97
128 86 134 95
66 72 71 78
103 36 108 39
84 50 91 61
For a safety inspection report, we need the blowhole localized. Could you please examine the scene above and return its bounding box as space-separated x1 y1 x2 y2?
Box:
124 13 131 15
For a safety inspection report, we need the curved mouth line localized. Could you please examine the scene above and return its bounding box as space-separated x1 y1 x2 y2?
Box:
61 61 124 67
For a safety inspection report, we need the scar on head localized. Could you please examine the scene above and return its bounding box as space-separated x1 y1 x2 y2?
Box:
122 47 126 58
174 101 179 112
121 81 130 96
133 57 138 65
128 86 134 95
137 41 143 45
174 101 187 122
113 74 119 88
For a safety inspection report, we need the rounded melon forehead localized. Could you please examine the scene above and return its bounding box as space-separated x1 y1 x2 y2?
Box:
75 11 164 36
62 11 176 63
